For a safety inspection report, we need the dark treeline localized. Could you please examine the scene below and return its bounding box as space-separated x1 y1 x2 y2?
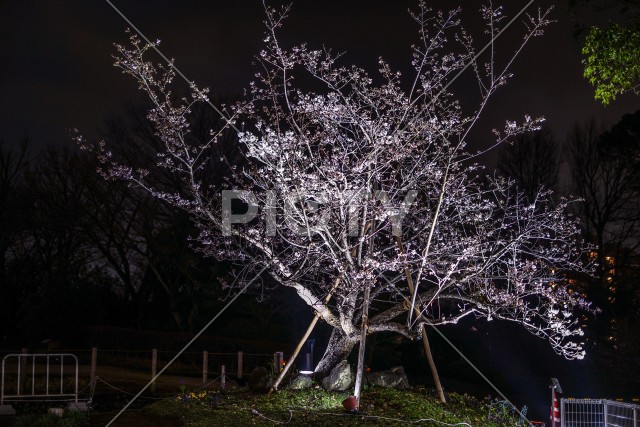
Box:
0 101 307 351
498 111 640 391
0 105 639 393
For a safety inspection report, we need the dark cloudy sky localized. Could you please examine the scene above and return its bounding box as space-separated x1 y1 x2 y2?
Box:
1 0 638 155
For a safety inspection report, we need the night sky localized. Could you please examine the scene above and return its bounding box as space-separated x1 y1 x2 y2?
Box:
1 0 638 155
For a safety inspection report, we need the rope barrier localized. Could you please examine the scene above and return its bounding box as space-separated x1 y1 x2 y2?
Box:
96 378 165 400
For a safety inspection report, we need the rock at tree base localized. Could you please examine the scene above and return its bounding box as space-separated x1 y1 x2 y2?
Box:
248 367 273 392
367 366 409 389
0 405 15 416
288 375 313 390
390 366 410 388
322 360 353 391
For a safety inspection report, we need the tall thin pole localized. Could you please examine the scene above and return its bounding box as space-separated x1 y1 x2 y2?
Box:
151 349 157 393
396 237 446 403
237 351 243 380
90 348 97 391
202 351 208 385
420 327 444 401
353 281 371 405
353 217 376 407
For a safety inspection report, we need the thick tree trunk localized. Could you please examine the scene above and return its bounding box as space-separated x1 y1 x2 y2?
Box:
314 328 357 378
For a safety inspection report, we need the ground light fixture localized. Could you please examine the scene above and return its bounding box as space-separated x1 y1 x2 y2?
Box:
298 339 315 375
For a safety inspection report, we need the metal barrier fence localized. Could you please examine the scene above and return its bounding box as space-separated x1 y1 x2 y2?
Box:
561 399 639 427
1 348 287 398
1 353 79 405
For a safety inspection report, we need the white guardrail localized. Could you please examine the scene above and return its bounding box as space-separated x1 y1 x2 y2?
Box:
561 398 639 427
1 353 79 405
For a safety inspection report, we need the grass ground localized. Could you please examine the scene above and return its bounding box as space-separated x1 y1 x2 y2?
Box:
136 386 514 426
2 357 521 426
4 379 521 426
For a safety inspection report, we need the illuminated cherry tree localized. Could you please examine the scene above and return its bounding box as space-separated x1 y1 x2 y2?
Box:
78 3 593 377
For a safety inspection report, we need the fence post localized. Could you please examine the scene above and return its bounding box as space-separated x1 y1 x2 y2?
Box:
202 351 208 385
633 406 637 427
90 348 97 389
221 365 226 391
18 348 27 396
273 352 283 373
151 349 158 393
237 351 243 380
604 401 608 427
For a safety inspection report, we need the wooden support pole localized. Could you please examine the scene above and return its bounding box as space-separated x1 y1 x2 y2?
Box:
354 219 376 408
396 237 446 403
420 327 444 401
202 351 208 385
273 352 283 374
237 351 243 380
353 281 372 405
269 318 318 394
151 349 157 393
221 365 226 391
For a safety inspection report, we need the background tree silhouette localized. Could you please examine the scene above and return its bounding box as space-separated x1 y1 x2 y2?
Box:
565 113 640 391
497 127 560 204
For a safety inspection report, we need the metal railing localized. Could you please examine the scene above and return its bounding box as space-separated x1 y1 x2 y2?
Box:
1 353 79 404
561 399 639 427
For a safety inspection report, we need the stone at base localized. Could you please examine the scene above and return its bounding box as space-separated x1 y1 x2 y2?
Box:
288 375 313 390
67 401 90 412
0 405 16 416
321 360 353 391
48 407 64 417
367 366 409 389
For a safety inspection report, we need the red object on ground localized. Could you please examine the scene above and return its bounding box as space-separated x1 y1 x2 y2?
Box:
342 396 358 413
